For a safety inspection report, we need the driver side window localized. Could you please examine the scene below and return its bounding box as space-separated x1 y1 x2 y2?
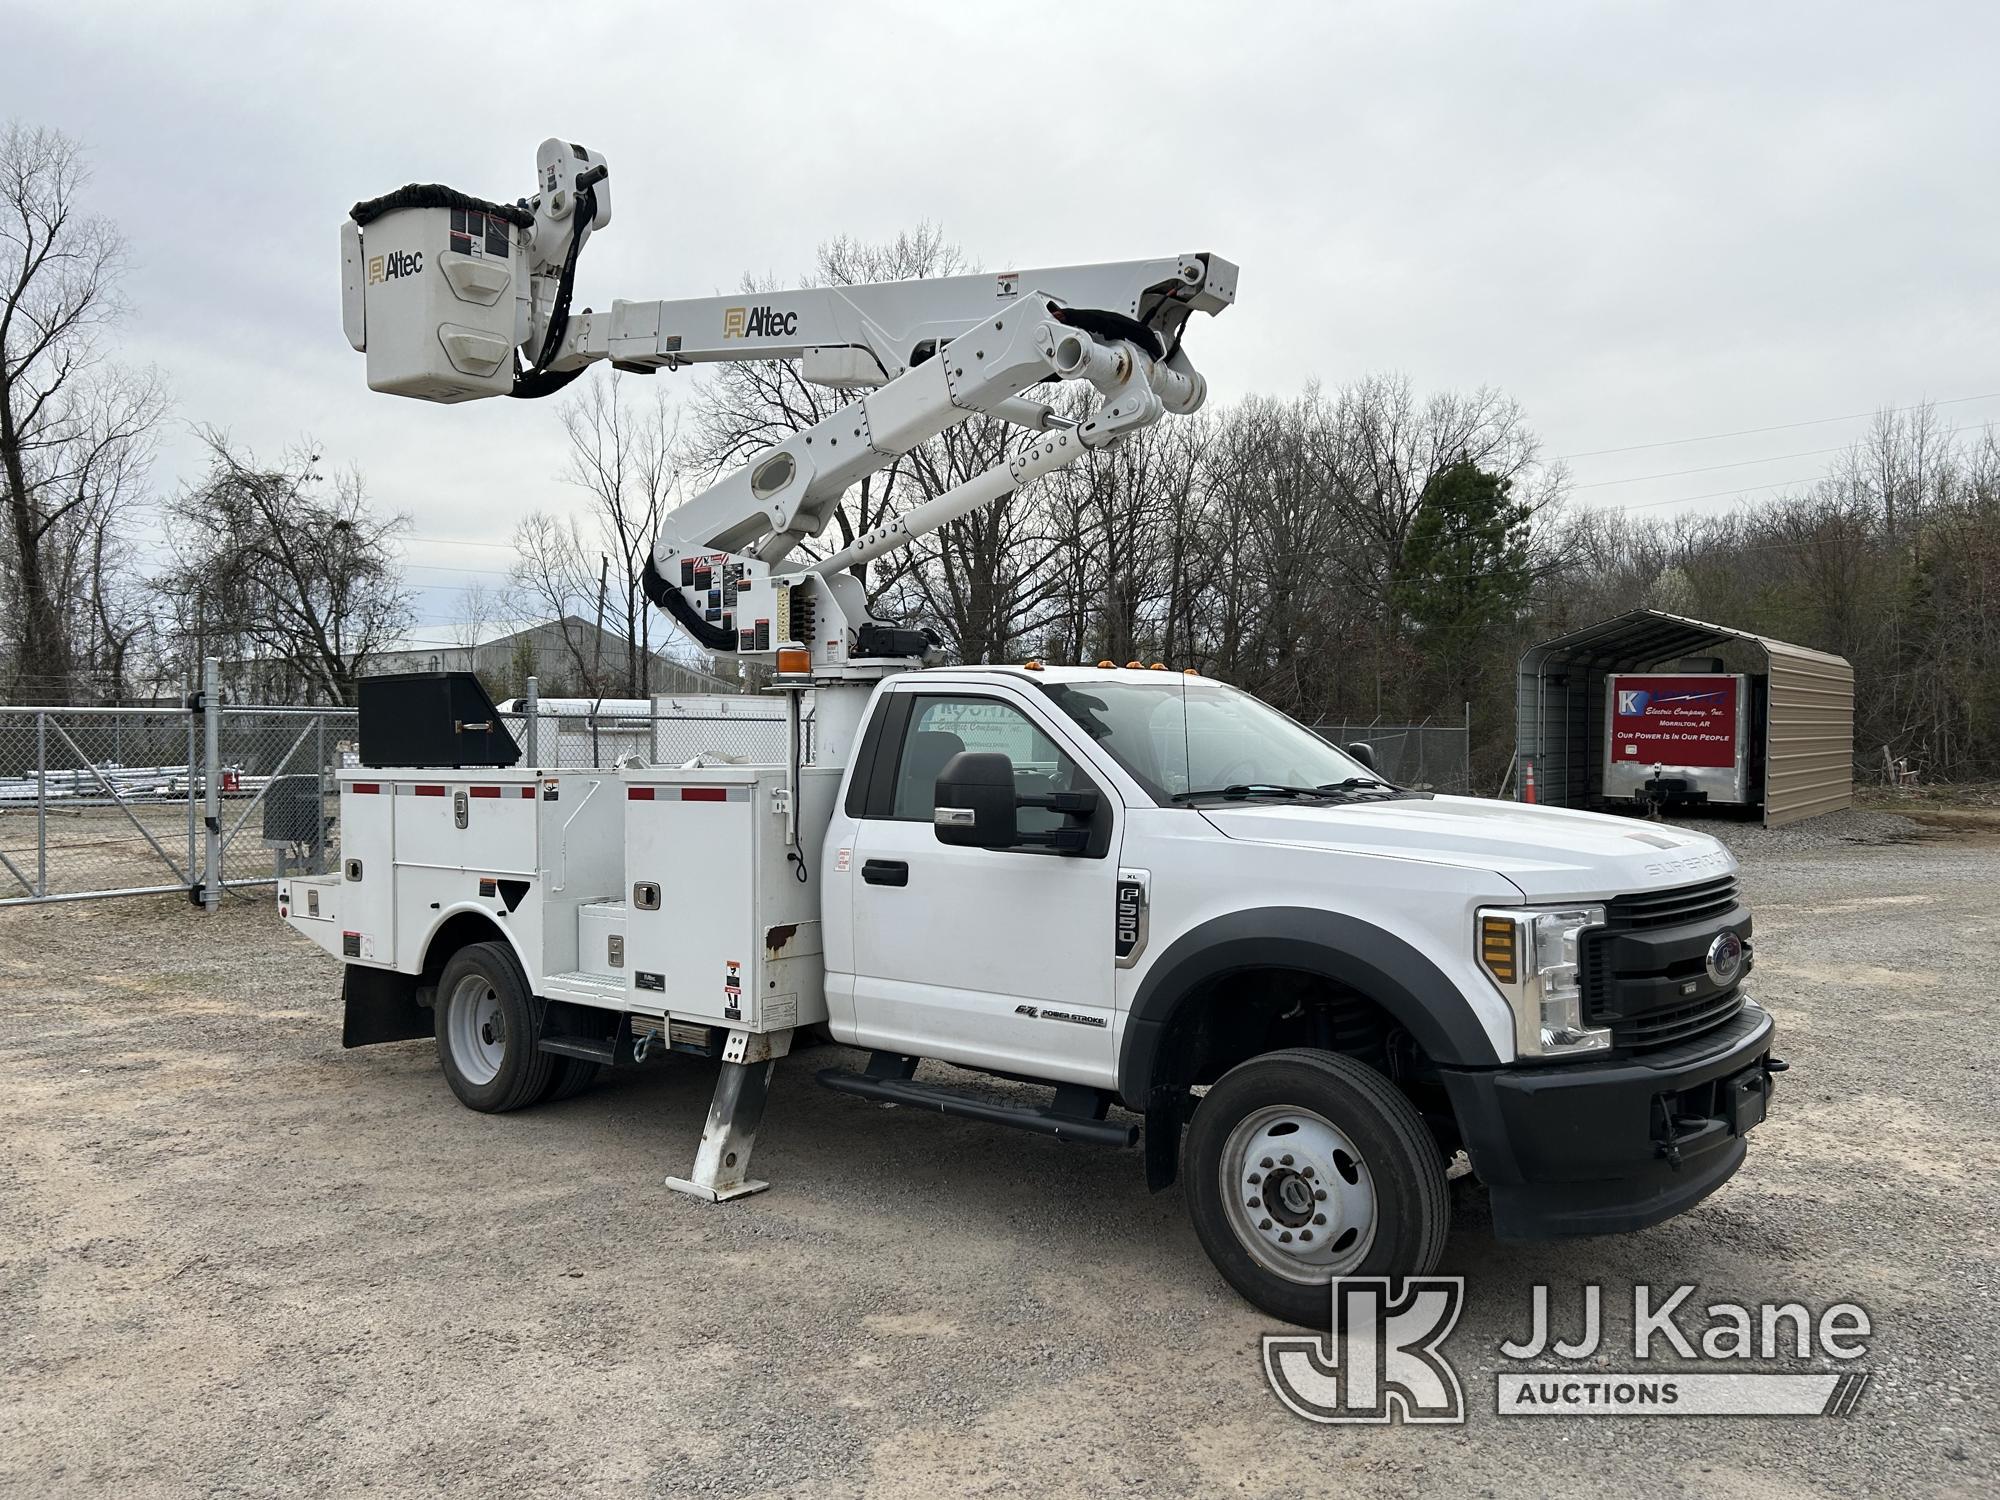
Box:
890 695 1085 837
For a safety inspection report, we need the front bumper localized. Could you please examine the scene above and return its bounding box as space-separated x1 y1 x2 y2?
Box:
1439 1001 1778 1238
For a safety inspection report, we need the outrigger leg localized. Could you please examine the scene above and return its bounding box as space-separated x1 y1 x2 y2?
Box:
666 1028 792 1202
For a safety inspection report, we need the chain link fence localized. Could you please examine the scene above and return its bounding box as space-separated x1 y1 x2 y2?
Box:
0 698 355 906
0 673 804 906
1311 718 1472 794
497 690 807 769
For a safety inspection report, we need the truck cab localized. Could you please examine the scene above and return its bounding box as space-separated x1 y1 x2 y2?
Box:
814 664 1777 1324
287 663 1779 1326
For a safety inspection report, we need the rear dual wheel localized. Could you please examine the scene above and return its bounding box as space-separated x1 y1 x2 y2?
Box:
436 941 578 1111
1186 1048 1448 1327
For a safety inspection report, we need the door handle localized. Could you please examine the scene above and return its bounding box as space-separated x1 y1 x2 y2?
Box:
862 859 909 887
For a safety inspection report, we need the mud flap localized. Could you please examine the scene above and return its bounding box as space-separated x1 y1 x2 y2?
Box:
341 965 432 1048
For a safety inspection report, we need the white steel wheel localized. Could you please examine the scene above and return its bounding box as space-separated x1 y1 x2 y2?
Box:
1219 1105 1378 1282
445 974 507 1086
1185 1047 1449 1327
432 940 553 1113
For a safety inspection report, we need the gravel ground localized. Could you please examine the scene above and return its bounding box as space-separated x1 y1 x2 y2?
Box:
2 814 1995 1498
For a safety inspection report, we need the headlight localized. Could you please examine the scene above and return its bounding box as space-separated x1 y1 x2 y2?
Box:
1477 905 1610 1060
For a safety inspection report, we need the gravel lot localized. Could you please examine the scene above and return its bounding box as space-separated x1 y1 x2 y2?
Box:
2 805 1995 1498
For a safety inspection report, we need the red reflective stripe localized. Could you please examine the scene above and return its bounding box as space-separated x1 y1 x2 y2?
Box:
350 783 380 795
520 787 536 799
681 787 727 802
628 787 656 801
414 785 447 797
468 786 501 798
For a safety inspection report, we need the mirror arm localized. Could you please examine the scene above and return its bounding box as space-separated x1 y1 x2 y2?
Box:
1016 826 1091 854
1017 789 1099 816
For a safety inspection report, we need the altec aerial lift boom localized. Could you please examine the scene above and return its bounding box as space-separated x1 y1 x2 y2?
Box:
335 138 1235 1196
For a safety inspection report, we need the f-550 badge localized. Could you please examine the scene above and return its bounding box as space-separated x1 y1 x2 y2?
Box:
1115 868 1151 968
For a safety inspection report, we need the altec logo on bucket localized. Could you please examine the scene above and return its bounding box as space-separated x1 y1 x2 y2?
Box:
1265 1281 1874 1422
366 249 423 285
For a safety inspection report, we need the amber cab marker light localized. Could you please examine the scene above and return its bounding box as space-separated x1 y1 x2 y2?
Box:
1097 659 1116 668
1480 915 1519 984
1125 660 1143 668
1021 659 1044 671
775 647 811 675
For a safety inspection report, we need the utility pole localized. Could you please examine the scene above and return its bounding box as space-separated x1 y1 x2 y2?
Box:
591 552 610 695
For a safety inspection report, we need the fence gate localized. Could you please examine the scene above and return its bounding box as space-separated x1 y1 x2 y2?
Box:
1310 716 1473 795
0 689 356 908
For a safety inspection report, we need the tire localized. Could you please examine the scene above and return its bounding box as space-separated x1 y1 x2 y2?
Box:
434 941 553 1113
539 1056 600 1104
1185 1047 1449 1327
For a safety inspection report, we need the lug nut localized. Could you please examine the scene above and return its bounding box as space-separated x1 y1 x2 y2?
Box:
1314 1188 1328 1202
1300 1166 1315 1180
1313 1213 1327 1226
1279 1231 1293 1243
1247 1172 1262 1185
1300 1230 1313 1242
1258 1218 1272 1230
1280 1154 1295 1167
1246 1196 1261 1209
1260 1157 1274 1169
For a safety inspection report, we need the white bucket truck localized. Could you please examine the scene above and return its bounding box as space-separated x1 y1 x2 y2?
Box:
291 142 1783 1324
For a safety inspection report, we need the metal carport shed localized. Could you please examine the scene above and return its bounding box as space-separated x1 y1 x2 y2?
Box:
1516 609 1853 827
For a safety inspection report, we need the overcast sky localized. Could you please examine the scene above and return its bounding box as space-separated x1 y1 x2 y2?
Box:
7 1 1996 644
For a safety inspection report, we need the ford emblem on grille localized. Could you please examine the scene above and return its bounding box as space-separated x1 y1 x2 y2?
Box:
1705 930 1745 986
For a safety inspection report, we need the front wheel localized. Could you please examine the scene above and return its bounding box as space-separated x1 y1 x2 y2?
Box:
1185 1048 1449 1327
435 941 553 1113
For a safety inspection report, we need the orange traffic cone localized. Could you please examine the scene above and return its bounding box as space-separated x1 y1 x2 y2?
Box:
1523 758 1537 804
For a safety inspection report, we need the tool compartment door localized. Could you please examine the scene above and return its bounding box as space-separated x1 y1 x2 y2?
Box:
337 776 395 964
623 773 758 1025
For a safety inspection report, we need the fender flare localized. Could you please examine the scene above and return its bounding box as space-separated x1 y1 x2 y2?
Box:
416 901 531 983
1117 905 1504 1107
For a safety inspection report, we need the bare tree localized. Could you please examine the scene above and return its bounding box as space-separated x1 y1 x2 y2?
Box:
162 433 411 703
556 377 679 694
506 508 600 694
0 124 167 701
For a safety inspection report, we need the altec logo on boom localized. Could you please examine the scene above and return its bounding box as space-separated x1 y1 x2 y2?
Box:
723 305 799 339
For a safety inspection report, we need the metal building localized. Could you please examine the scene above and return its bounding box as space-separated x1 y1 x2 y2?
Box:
1516 609 1854 827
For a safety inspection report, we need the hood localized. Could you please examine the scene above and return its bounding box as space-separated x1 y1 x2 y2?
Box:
1198 795 1736 902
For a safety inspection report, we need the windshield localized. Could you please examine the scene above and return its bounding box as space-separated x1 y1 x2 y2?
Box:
1038 678 1379 804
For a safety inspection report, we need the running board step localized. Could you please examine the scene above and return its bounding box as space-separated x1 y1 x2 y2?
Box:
815 1055 1138 1148
538 1036 618 1064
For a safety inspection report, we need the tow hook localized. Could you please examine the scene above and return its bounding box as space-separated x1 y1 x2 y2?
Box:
1764 1055 1790 1074
632 1029 653 1065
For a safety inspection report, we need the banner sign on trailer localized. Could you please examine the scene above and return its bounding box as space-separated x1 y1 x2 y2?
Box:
1609 675 1739 769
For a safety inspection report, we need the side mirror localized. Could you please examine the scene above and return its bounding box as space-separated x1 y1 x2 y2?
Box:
933 751 1019 849
1346 741 1378 773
